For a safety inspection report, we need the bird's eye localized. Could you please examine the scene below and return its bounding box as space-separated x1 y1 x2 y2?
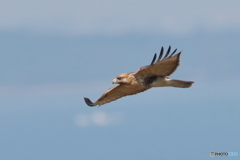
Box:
117 77 122 80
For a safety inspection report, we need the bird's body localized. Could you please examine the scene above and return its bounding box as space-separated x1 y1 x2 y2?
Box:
84 46 194 106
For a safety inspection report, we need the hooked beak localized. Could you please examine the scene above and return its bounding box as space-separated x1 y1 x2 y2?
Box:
112 78 117 84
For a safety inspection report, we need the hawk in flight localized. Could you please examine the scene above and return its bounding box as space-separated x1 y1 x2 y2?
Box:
84 46 194 106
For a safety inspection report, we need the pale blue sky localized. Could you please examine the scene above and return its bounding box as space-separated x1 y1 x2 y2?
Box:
0 1 239 160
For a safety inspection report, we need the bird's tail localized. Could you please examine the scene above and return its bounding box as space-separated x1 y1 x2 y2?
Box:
168 79 194 88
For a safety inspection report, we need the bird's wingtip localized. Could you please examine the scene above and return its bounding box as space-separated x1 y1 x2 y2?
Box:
84 97 96 107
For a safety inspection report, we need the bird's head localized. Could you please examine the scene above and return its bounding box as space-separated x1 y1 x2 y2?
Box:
112 73 132 84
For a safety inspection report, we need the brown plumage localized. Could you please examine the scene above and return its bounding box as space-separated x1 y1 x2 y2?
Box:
84 46 194 106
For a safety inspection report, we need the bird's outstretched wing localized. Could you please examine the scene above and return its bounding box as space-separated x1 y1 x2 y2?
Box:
84 84 149 106
134 46 181 77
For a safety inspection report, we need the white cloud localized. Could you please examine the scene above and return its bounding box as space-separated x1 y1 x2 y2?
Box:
0 0 239 36
74 111 123 127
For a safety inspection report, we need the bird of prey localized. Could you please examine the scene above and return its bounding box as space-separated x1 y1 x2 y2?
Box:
84 46 194 106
